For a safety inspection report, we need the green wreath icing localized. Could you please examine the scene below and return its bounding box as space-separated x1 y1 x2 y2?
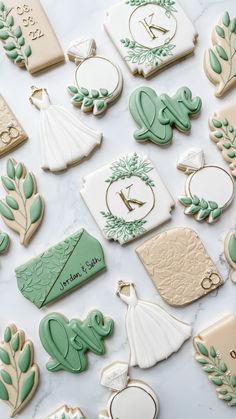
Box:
179 195 222 223
68 86 113 113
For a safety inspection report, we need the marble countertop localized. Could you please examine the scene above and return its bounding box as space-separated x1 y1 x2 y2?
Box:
1 0 236 418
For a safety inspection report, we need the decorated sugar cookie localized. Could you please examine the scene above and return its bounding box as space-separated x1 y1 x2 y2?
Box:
129 86 202 146
0 95 28 156
209 102 236 177
117 281 191 368
136 227 223 306
204 11 236 97
39 311 114 373
0 158 44 245
194 315 236 406
67 38 123 115
29 87 102 172
178 147 234 223
15 229 106 308
0 230 9 256
46 405 86 419
104 0 197 78
81 152 174 245
100 362 159 419
0 324 39 417
0 0 64 74
224 231 236 283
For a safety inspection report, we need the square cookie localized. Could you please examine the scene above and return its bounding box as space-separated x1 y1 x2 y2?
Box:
81 153 174 245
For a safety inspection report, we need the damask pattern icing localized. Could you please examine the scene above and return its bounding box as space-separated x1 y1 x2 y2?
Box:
15 229 106 308
136 227 224 306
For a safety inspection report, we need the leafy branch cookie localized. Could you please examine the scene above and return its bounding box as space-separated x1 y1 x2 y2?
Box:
204 11 236 97
0 324 39 417
0 158 44 245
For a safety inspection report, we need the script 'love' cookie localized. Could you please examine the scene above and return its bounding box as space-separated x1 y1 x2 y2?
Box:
104 0 197 78
129 86 202 146
46 405 86 419
0 0 64 74
209 102 236 178
67 38 123 115
81 152 174 245
15 229 106 308
99 362 159 419
204 11 236 97
0 95 28 156
0 324 39 417
39 311 114 374
0 158 44 245
178 147 234 223
136 227 223 306
194 315 236 407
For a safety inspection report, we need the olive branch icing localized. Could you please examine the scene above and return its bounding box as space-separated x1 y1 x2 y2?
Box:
0 158 44 246
205 11 236 96
195 339 236 406
0 325 39 417
126 0 177 15
0 1 32 66
210 116 236 178
101 153 154 242
178 195 222 223
68 85 112 113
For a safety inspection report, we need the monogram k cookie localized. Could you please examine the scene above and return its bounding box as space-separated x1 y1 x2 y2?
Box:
80 152 175 245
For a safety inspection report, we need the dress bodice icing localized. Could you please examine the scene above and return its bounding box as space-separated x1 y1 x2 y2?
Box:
118 284 138 307
31 89 51 111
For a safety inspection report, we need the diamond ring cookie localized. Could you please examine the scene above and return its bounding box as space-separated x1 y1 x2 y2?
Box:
0 95 28 156
0 0 64 74
178 147 234 223
136 227 224 306
15 229 106 308
104 0 198 78
129 86 202 146
117 281 191 368
0 324 39 417
0 158 44 245
46 405 86 419
67 38 123 115
81 152 174 245
209 102 236 178
39 311 114 374
204 11 236 97
100 362 159 419
194 315 236 406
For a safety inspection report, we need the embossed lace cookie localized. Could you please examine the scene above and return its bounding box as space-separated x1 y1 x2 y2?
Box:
209 102 236 178
204 11 236 97
46 405 86 419
194 315 236 406
81 152 174 245
104 0 197 78
0 324 39 417
136 227 224 306
15 229 106 308
0 0 64 74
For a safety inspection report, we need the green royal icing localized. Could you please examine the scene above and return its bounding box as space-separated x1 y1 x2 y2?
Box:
228 233 236 264
68 85 112 113
0 231 9 255
39 311 114 373
179 195 222 223
211 117 236 160
129 86 202 146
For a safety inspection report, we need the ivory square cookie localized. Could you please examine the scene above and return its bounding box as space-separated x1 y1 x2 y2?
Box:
104 0 198 78
80 153 174 245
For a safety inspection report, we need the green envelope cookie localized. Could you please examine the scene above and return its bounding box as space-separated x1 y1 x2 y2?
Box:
15 229 106 308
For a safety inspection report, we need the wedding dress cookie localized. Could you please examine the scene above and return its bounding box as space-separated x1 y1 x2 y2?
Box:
67 38 123 115
104 0 197 78
0 158 44 245
0 324 39 417
136 227 223 306
100 362 159 419
178 147 234 223
0 0 64 74
194 315 236 406
0 95 28 156
209 102 236 177
224 231 236 283
39 311 114 374
29 87 102 172
15 229 106 308
81 152 174 245
129 86 202 146
117 282 191 368
204 11 236 97
46 405 86 419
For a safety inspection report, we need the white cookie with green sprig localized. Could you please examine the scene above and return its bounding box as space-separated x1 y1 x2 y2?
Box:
46 405 86 419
